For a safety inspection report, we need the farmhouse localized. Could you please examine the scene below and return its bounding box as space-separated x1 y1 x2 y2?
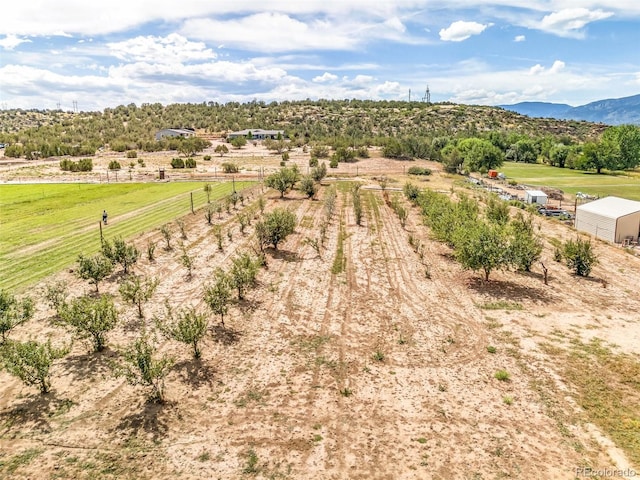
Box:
575 196 640 244
155 128 195 141
227 129 284 140
524 189 548 205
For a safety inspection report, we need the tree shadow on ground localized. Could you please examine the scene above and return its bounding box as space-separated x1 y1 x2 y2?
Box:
234 296 263 315
61 349 115 382
0 393 75 436
269 249 299 263
211 324 242 346
467 277 556 304
115 400 170 444
173 358 218 389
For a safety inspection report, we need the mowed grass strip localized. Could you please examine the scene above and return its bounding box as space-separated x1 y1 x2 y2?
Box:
498 163 640 201
0 181 254 292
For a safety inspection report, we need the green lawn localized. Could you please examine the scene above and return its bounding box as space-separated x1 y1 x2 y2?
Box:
498 163 640 201
0 181 254 292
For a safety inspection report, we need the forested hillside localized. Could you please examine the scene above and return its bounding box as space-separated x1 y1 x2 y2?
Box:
0 100 604 155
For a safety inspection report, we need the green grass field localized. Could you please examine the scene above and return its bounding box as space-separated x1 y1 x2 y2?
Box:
0 181 255 292
498 163 640 200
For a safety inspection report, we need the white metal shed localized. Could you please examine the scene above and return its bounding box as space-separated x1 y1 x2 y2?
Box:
575 196 640 243
524 190 548 205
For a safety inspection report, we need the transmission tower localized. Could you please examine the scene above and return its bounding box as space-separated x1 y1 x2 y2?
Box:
422 86 431 104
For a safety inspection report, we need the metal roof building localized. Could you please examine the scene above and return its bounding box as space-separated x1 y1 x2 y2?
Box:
575 196 640 243
155 128 195 141
524 190 548 205
227 129 284 140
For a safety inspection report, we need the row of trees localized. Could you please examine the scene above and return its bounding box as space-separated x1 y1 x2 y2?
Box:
0 185 302 400
410 187 597 280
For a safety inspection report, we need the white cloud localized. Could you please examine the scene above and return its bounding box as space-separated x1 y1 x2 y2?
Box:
529 60 565 75
0 35 31 50
313 72 338 83
439 21 488 42
536 8 613 37
549 60 565 73
514 35 526 42
107 34 216 64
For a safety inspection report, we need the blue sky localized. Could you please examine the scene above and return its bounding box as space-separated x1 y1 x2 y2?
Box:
1 1 639 111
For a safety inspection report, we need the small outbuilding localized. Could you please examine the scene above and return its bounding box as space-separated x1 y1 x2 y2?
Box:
524 190 548 205
575 196 640 244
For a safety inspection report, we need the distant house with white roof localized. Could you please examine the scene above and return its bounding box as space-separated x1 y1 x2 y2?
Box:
155 128 195 141
575 196 640 244
227 129 284 140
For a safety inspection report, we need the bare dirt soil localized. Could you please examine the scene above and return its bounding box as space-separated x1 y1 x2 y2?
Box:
1 147 639 479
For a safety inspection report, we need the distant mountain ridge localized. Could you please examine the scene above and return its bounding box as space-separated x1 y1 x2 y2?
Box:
499 93 640 125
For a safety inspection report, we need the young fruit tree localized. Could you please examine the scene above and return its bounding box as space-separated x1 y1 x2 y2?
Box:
230 253 260 300
563 237 598 277
0 339 70 394
204 269 232 326
453 220 508 281
255 208 297 251
156 303 208 359
59 294 119 352
299 175 317 199
102 236 139 274
506 213 543 272
0 290 34 342
119 275 159 319
77 253 114 293
114 334 173 402
265 166 300 198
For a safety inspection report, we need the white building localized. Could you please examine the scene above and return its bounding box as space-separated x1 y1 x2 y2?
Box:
227 129 284 140
524 190 548 205
155 128 195 141
574 196 640 243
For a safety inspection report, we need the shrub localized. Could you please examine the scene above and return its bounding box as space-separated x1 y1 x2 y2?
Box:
126 150 137 158
108 160 122 170
403 182 420 203
214 144 229 157
311 145 330 158
203 155 212 161
494 370 510 381
329 158 338 168
221 162 239 173
311 162 328 182
60 158 93 172
171 157 185 168
309 157 318 167
407 166 432 176
185 157 196 168
563 237 598 276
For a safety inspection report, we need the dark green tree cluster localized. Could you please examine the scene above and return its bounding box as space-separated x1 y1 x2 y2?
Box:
416 190 543 281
